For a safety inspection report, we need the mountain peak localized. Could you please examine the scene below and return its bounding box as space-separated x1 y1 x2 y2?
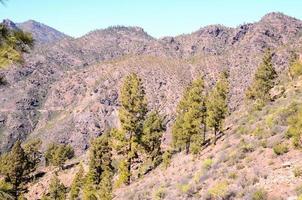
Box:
2 19 18 30
16 20 70 45
260 12 299 23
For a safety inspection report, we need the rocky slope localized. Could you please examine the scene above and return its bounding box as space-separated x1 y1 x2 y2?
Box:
16 20 71 45
1 12 302 155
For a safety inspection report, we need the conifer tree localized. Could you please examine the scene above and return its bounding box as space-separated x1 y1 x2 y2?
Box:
70 164 84 200
246 50 277 103
1 141 29 199
98 169 113 200
118 73 147 184
23 138 42 174
86 133 113 185
85 132 113 200
206 72 229 145
172 77 207 154
48 175 66 200
44 143 74 169
82 182 97 200
141 111 165 162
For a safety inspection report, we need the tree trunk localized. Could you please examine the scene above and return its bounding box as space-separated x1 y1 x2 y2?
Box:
126 132 132 185
185 137 191 154
203 117 206 144
214 127 217 145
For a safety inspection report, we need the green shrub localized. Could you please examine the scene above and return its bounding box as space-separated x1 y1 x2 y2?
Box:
273 143 289 155
289 59 302 79
162 151 172 169
287 105 302 148
251 126 265 138
44 143 74 169
294 167 302 177
207 181 228 199
240 141 254 153
252 188 268 200
178 184 191 194
203 158 213 170
153 186 166 200
228 172 237 179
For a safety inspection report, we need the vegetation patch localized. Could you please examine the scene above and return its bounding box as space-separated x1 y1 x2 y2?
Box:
207 181 229 199
252 188 268 200
273 143 289 155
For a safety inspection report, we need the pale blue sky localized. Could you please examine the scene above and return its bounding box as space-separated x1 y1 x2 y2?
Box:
0 0 302 38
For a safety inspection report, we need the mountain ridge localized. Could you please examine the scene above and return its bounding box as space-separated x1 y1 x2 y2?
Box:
0 12 302 153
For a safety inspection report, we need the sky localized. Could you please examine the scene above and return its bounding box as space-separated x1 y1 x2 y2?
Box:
0 0 302 38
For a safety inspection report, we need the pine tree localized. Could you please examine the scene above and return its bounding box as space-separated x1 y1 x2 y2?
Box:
4 141 29 199
206 72 229 145
44 143 74 169
48 175 66 200
85 132 113 200
141 111 165 162
0 180 14 200
23 139 42 174
86 133 113 185
246 50 277 103
118 73 147 185
70 164 84 200
172 77 207 154
98 169 113 200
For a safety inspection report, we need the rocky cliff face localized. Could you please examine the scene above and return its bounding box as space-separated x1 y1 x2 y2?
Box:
1 12 302 154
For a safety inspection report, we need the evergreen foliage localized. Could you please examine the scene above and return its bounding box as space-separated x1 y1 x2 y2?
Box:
44 143 74 169
141 111 165 162
0 141 29 199
84 132 113 200
0 23 34 67
118 73 147 185
98 169 113 200
287 105 302 148
86 133 113 185
23 139 42 173
70 164 84 200
48 175 66 200
172 77 207 154
0 180 14 200
246 50 277 104
289 52 302 79
206 72 229 145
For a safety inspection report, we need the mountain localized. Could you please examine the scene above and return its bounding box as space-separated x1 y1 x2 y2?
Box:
16 20 71 45
1 12 302 153
1 12 302 199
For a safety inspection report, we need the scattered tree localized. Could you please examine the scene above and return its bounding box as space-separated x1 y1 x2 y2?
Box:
118 73 147 185
287 105 302 148
48 175 66 200
288 52 302 79
206 72 229 145
172 77 207 154
0 141 29 199
84 133 113 200
44 143 74 169
70 164 84 200
141 111 165 162
246 50 277 104
23 138 42 174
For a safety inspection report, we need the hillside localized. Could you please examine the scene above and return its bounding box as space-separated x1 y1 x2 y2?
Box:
1 12 302 153
0 12 302 200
